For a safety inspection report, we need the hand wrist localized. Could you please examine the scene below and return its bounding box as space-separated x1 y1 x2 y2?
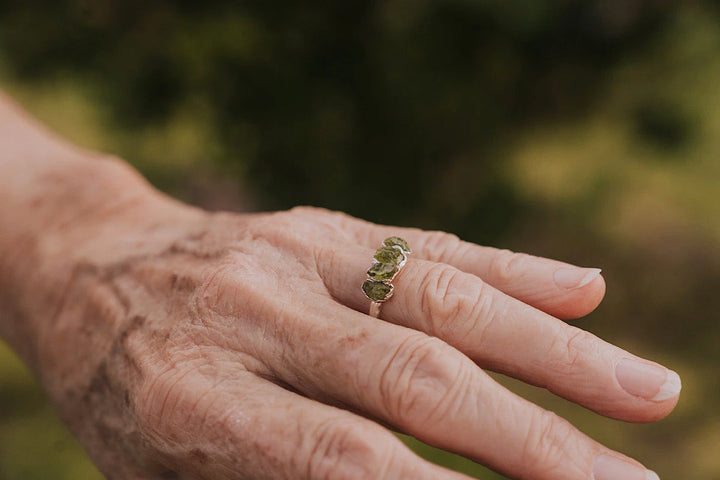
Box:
0 153 152 270
0 156 124 343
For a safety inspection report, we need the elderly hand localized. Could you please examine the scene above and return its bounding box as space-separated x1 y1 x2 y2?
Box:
1 154 680 480
0 87 678 480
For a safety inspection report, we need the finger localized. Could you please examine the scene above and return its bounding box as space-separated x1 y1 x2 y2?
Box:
319 247 680 422
233 290 659 480
136 360 470 480
350 221 605 319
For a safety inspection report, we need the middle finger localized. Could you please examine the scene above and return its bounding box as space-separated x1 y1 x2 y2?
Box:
317 246 680 422
243 291 652 480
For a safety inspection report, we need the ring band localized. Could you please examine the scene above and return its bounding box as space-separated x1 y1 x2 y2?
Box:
362 237 411 318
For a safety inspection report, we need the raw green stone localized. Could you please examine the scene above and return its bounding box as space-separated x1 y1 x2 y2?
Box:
367 262 398 281
383 236 411 253
362 279 393 302
373 246 405 265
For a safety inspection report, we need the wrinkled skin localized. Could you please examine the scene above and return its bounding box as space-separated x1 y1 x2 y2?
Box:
12 188 675 480
0 94 678 480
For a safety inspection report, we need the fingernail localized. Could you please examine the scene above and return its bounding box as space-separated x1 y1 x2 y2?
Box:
554 267 602 289
646 470 661 480
616 359 682 401
593 454 657 480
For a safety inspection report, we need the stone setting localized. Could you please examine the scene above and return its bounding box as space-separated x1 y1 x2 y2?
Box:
367 262 398 281
373 246 405 265
383 236 412 253
362 236 411 313
362 280 393 302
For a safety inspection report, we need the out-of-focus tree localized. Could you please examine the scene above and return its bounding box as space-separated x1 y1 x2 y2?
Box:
0 0 690 236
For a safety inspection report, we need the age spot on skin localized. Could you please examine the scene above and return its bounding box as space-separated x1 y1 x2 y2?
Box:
337 330 370 348
190 448 209 465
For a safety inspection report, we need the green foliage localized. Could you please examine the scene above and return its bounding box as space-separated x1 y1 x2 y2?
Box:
0 1 689 232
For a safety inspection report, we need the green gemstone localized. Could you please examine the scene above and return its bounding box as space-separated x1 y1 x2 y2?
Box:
367 262 398 281
383 236 411 253
373 246 406 265
362 280 393 302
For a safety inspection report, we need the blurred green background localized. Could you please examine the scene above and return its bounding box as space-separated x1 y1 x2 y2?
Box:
1 1 719 478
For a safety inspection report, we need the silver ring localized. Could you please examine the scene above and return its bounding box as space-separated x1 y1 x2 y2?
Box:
361 237 411 318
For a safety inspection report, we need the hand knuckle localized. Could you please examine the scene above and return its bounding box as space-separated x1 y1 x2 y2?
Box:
420 265 492 338
194 259 251 319
282 207 357 249
379 335 465 429
288 205 354 228
307 419 391 480
135 366 187 430
451 281 496 343
419 264 462 321
487 249 530 284
522 410 575 477
547 328 594 378
421 230 461 263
